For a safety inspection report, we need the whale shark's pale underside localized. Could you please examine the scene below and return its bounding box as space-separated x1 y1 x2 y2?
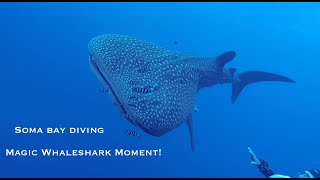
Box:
88 34 295 151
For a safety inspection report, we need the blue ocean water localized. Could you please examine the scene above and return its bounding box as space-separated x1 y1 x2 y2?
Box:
0 2 319 178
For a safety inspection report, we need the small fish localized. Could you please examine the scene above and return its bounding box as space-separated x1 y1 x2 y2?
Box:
193 106 199 112
127 103 137 110
171 40 180 52
137 67 149 74
129 80 140 86
132 85 159 94
125 129 141 138
100 88 110 93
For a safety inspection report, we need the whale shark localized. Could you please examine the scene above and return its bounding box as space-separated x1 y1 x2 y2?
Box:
88 34 295 152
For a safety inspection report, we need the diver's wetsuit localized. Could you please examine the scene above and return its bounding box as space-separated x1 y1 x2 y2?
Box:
257 159 275 178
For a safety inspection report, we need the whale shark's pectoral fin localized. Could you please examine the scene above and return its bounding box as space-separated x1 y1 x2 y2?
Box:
232 71 296 103
186 114 195 152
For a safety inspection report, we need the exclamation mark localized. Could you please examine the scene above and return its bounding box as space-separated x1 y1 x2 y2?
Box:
159 149 161 156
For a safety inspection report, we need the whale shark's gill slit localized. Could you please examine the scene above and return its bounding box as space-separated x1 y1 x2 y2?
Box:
129 96 137 99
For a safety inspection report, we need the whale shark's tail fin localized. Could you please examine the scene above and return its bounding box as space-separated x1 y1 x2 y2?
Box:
232 71 296 104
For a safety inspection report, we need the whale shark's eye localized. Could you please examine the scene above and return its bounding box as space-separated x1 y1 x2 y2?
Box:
89 53 94 61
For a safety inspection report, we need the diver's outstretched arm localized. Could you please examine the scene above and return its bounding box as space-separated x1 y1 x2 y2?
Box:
248 147 261 165
248 147 278 178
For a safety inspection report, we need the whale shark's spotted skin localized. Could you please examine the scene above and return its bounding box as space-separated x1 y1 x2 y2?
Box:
88 34 295 151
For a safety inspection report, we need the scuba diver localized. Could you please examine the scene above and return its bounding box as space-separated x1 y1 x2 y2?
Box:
248 147 320 178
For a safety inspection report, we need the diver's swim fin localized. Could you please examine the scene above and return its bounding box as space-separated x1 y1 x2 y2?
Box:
232 71 295 104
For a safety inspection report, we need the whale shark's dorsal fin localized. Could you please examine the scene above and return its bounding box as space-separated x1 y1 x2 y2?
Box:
215 51 236 68
186 114 195 152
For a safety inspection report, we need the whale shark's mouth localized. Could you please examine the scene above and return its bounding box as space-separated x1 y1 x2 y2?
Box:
89 55 138 126
89 56 126 112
